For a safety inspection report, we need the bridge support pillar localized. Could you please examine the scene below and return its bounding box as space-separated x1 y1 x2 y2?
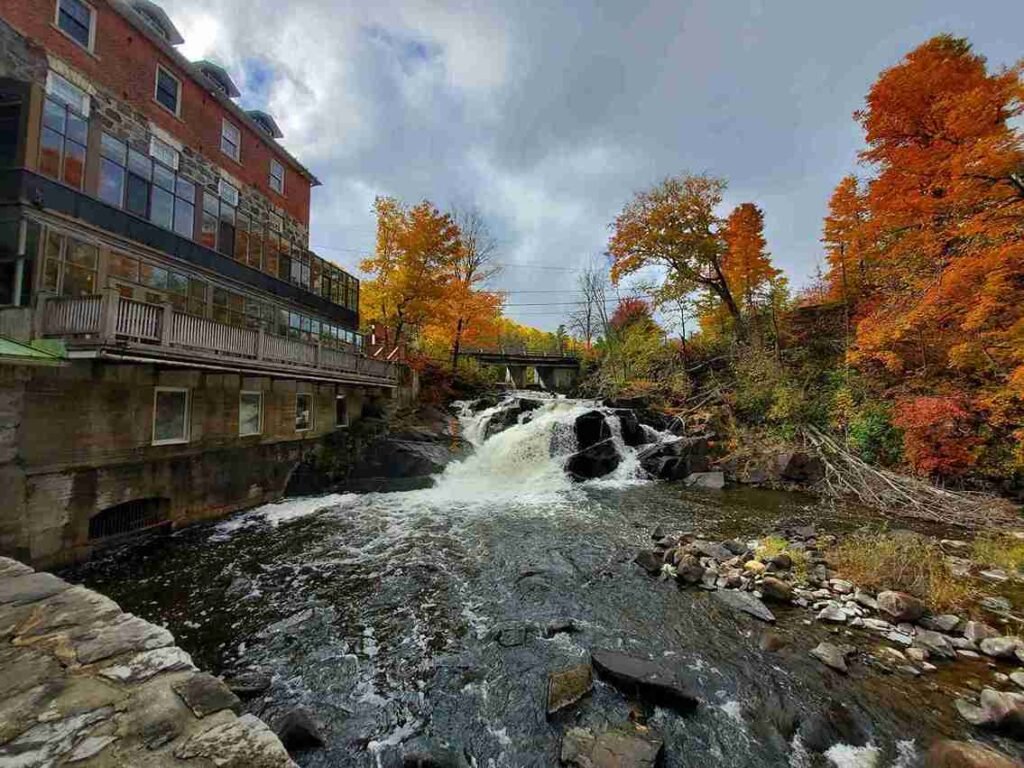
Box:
536 366 554 391
505 365 527 388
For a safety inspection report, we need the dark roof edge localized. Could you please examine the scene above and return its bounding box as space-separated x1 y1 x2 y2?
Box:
108 0 322 187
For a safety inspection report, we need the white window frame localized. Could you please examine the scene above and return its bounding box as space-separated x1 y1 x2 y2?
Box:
295 392 313 432
334 394 348 428
238 390 263 437
54 0 97 53
269 159 285 195
221 119 241 162
152 387 190 446
46 71 90 117
218 178 240 206
154 65 182 117
149 135 179 169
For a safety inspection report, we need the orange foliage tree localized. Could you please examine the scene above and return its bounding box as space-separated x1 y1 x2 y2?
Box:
892 395 980 478
821 175 870 302
721 203 778 313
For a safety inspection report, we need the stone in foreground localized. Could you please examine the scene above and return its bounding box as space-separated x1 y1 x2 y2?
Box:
810 642 850 674
714 589 776 623
877 591 926 623
590 649 697 713
925 740 1024 768
547 664 593 716
955 689 1024 736
560 725 664 768
173 673 242 718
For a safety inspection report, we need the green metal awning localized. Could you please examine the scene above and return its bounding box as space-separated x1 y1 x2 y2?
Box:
0 337 66 364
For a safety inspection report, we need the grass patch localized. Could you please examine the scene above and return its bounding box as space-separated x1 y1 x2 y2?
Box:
829 531 977 613
756 535 809 579
971 535 1024 574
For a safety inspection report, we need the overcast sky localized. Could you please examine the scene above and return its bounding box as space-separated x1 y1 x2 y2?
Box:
163 0 1022 331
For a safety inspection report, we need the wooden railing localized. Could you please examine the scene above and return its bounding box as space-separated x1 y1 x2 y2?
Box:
38 292 396 382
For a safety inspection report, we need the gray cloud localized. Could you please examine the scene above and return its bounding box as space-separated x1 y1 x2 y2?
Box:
163 0 1023 330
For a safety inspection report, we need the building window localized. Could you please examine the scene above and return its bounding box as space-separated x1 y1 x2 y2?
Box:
269 159 284 194
335 394 348 428
295 393 313 432
239 391 262 436
154 66 181 115
39 94 87 190
221 119 240 161
56 0 95 51
152 387 189 445
41 230 97 296
211 286 245 326
106 139 195 238
149 135 179 169
200 187 236 257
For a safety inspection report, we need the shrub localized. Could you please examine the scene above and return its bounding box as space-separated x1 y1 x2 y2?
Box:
892 395 980 479
755 535 809 577
829 531 976 612
972 535 1024 574
847 402 903 467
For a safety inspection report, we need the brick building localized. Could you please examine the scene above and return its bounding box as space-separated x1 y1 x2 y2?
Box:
0 0 402 566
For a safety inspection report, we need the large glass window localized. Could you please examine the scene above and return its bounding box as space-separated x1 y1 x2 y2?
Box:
103 138 195 238
212 286 245 326
56 0 94 50
295 393 313 432
41 230 97 296
239 391 262 436
200 186 237 257
153 388 189 445
39 96 87 190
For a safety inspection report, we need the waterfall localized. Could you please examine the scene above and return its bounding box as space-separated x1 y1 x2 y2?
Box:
429 392 660 503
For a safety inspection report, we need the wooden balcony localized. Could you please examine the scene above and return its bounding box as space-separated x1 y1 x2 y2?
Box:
37 291 398 385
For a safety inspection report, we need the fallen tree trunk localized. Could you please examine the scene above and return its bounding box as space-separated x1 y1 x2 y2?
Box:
802 425 1019 529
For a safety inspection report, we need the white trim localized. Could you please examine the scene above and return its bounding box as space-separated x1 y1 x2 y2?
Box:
238 390 263 436
218 178 240 207
154 65 182 117
152 387 190 445
45 70 90 116
149 135 179 169
221 119 241 162
295 392 314 432
269 158 285 195
54 0 97 53
148 122 183 152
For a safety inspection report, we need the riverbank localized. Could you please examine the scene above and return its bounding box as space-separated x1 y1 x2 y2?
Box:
0 556 295 767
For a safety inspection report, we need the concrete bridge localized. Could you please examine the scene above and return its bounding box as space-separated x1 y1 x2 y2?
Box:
462 350 580 391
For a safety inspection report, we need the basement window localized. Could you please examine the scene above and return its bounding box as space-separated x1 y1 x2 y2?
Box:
335 394 348 428
89 498 168 540
295 393 313 432
153 387 190 445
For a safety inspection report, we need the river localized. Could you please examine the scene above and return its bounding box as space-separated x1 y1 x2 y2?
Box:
62 394 1021 767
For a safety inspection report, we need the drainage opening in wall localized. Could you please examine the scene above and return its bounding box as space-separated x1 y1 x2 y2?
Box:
89 498 170 541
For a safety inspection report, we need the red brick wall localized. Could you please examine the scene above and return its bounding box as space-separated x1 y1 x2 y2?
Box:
0 0 312 226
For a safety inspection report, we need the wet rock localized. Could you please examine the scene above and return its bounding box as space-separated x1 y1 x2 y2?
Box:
634 550 663 576
964 621 1001 643
692 540 735 562
349 438 457 482
566 439 621 481
720 569 743 589
173 673 241 718
770 553 793 570
979 596 1013 615
829 579 854 594
637 436 711 480
99 647 196 684
546 663 593 716
543 619 578 638
714 590 776 623
650 525 665 541
225 575 254 600
684 471 725 490
776 451 825 484
0 572 70 606
274 707 325 752
810 643 851 673
925 740 1024 768
759 632 789 652
590 649 698 713
877 591 926 623
497 624 527 648
402 740 471 767
980 637 1022 659
227 669 273 699
920 614 962 633
574 410 613 451
613 410 648 448
73 614 175 664
800 703 867 753
675 556 705 585
560 725 664 768
955 689 1024 736
913 630 957 660
760 577 793 603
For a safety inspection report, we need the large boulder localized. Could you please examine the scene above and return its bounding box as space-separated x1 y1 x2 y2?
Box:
612 410 649 447
955 689 1024 737
776 451 825 484
575 410 612 450
877 591 926 623
561 725 663 768
714 590 776 623
274 707 324 752
926 740 1024 768
546 664 593 717
348 439 454 487
638 436 711 481
566 439 621 481
590 650 698 713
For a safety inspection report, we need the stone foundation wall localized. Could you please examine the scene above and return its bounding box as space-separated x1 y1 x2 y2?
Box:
0 556 296 766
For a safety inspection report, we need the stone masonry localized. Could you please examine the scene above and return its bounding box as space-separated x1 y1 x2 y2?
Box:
0 557 296 767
